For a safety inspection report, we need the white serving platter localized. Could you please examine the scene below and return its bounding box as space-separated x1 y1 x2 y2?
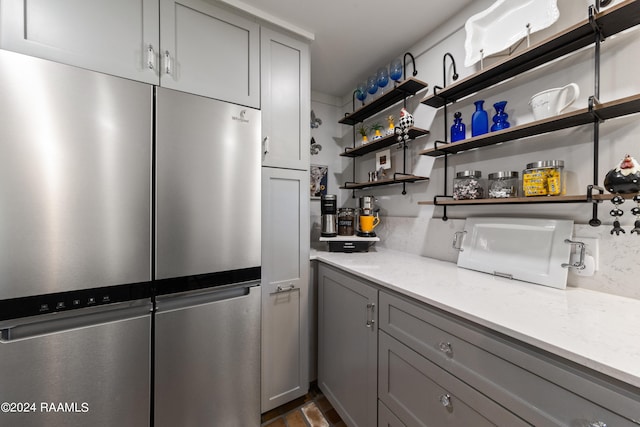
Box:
456 217 573 289
464 0 560 67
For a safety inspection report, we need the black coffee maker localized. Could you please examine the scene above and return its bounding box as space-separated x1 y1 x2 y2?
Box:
321 194 337 237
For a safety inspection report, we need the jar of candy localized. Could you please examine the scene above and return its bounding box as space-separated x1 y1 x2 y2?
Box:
453 170 484 200
522 160 565 197
488 171 519 198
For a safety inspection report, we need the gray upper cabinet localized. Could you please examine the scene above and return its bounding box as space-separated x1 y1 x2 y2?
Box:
160 0 259 108
0 0 159 85
0 0 260 106
261 27 310 170
318 264 378 427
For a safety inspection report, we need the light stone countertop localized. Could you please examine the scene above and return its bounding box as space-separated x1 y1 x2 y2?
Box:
311 247 640 389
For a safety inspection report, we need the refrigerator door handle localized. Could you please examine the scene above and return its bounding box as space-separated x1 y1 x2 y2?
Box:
156 282 260 312
0 301 152 343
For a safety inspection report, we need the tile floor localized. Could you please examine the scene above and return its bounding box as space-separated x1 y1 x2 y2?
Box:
261 385 346 427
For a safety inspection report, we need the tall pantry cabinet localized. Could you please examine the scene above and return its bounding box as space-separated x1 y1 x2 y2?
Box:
260 28 311 412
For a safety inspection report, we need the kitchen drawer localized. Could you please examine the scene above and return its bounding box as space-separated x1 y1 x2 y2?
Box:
379 331 529 427
378 400 406 427
379 291 640 426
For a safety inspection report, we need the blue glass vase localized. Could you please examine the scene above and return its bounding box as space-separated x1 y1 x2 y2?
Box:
471 100 488 137
491 100 510 132
451 112 465 142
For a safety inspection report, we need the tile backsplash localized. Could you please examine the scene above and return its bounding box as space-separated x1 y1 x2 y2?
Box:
375 216 640 301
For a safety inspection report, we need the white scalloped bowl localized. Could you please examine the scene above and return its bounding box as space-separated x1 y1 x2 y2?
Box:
464 0 560 67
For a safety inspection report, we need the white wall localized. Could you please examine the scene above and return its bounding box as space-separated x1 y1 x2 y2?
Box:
314 0 640 299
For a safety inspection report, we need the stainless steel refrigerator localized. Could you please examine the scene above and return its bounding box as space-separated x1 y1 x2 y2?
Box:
153 87 262 427
0 50 262 426
0 49 153 427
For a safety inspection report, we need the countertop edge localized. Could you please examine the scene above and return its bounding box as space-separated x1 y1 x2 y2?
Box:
311 248 640 390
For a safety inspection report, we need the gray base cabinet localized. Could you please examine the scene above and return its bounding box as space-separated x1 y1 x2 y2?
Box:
379 290 640 427
318 262 640 427
318 264 378 427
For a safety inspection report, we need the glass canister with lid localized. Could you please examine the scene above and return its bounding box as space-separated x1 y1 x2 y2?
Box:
337 208 355 236
522 160 565 197
453 170 484 200
488 171 519 198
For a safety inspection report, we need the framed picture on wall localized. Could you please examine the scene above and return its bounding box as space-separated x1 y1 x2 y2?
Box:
376 149 391 170
310 164 328 199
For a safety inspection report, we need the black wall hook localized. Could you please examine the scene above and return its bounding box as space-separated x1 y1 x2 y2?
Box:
403 52 418 80
442 52 459 87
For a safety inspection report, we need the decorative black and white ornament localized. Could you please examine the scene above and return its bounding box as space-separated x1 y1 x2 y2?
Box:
395 107 414 143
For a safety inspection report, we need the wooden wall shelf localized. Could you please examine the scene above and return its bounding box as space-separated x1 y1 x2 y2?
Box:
341 127 428 157
419 94 640 157
339 78 428 125
420 0 640 108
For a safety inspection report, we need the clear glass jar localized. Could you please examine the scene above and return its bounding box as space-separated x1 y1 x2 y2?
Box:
522 160 565 197
488 171 519 198
453 170 484 200
337 208 355 236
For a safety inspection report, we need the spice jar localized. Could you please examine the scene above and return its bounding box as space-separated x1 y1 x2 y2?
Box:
488 171 519 198
522 160 565 197
453 170 484 200
337 208 355 236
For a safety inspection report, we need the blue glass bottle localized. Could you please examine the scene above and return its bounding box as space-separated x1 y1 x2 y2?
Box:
491 100 510 132
471 100 488 137
451 112 465 142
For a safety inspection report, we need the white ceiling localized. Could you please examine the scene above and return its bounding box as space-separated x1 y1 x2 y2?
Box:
219 0 475 97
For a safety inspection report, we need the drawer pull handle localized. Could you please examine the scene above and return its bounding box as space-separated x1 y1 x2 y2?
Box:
275 284 296 293
588 423 607 427
365 303 376 328
439 394 452 408
439 341 453 355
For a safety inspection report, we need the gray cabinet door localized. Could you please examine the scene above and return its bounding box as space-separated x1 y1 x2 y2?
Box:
379 331 529 427
160 0 259 107
261 167 310 412
261 28 310 170
0 0 159 84
318 264 378 427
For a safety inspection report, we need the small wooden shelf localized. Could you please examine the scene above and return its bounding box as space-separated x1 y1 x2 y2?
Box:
341 174 429 190
418 193 631 206
420 0 640 108
339 78 428 126
341 127 429 157
419 93 640 157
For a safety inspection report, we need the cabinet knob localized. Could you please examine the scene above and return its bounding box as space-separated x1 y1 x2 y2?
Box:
439 394 452 408
439 341 453 355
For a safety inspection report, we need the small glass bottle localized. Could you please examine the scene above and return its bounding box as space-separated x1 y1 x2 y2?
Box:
488 171 519 198
472 100 488 137
453 170 484 200
451 112 466 142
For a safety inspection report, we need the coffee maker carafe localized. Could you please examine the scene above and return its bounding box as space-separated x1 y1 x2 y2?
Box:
321 194 337 237
357 195 380 237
